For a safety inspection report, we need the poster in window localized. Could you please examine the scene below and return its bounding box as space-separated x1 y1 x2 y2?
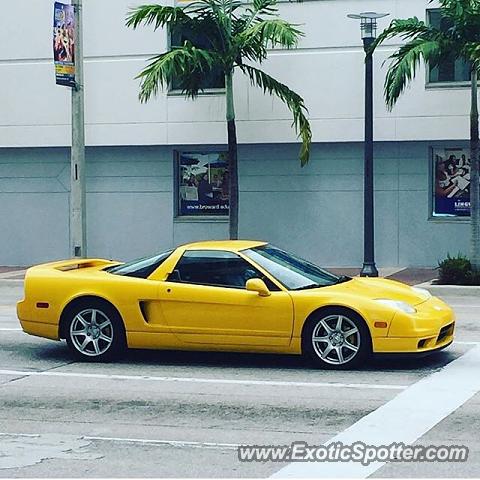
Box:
53 2 76 87
433 148 473 216
178 152 229 216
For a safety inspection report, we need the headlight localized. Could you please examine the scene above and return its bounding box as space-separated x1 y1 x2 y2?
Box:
375 299 417 314
411 287 432 299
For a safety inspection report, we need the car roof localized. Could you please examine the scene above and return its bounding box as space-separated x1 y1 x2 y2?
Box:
181 240 267 252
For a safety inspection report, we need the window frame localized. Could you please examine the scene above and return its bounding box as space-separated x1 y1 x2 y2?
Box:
166 249 282 291
428 145 471 222
105 250 175 279
173 149 230 221
425 9 471 88
166 24 226 96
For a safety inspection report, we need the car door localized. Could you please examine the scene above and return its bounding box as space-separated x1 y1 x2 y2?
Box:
158 250 294 346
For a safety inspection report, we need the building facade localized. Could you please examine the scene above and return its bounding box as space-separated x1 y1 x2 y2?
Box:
0 0 474 267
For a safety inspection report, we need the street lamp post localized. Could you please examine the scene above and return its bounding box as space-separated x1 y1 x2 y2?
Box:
347 12 389 277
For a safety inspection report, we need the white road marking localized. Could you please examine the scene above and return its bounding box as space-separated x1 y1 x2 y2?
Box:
0 431 239 451
272 345 480 478
455 341 480 345
0 270 25 279
83 435 239 450
448 303 480 308
0 368 406 391
0 433 100 470
0 328 22 331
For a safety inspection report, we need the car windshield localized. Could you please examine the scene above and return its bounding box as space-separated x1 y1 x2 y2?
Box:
243 245 347 290
105 250 174 279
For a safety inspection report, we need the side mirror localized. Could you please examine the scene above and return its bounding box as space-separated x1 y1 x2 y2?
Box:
246 278 271 297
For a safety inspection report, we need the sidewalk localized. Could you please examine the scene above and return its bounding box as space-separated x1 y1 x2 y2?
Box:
0 267 27 280
329 267 438 286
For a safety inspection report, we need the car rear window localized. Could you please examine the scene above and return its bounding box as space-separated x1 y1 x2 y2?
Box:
105 250 173 279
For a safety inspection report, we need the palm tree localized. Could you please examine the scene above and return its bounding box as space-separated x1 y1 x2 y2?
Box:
372 0 480 272
126 0 312 239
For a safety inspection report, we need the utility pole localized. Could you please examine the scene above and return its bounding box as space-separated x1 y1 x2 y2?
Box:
70 0 87 258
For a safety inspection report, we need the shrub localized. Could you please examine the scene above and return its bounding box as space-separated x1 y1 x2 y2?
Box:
465 270 480 286
437 253 480 285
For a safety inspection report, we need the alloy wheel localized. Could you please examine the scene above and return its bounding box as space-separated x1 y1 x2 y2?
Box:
311 315 361 365
69 308 114 357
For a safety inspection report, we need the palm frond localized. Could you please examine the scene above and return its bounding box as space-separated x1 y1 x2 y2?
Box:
439 0 480 43
126 4 191 30
372 17 436 51
384 38 443 109
184 0 242 57
372 15 453 109
244 0 278 25
464 41 480 69
239 64 312 166
187 0 243 16
239 19 303 53
439 0 480 22
136 44 222 101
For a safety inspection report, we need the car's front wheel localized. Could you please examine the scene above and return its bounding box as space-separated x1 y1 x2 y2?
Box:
65 302 126 361
302 309 371 369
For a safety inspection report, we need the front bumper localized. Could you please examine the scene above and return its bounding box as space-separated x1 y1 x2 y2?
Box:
373 296 455 354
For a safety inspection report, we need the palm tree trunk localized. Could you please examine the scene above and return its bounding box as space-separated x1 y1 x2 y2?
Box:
470 68 480 272
225 71 239 240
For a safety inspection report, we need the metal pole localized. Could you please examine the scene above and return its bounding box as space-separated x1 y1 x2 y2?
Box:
70 0 87 258
360 37 378 277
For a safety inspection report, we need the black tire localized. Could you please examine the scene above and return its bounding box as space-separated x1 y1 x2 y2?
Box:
65 300 126 362
302 308 371 370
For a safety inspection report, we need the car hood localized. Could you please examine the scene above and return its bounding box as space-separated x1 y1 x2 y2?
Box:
325 277 429 306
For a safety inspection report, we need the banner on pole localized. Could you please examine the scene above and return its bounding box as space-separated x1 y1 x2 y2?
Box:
53 2 76 87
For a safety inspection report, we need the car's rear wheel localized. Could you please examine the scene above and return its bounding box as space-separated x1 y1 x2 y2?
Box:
302 309 371 369
65 302 126 361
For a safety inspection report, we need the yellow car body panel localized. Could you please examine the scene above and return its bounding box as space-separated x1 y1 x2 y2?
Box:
17 241 455 356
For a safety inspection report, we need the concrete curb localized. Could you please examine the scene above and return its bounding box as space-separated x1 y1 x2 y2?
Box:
0 279 24 288
416 282 480 297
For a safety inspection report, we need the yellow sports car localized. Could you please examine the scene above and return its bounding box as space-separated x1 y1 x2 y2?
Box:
17 241 455 369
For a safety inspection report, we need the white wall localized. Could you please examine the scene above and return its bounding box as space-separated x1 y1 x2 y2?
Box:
0 0 471 149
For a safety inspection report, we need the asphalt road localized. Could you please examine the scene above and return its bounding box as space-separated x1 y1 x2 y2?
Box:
0 283 479 478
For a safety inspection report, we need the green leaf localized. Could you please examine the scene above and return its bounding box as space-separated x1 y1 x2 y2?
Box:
384 38 443 109
126 5 191 30
239 19 303 52
371 16 452 108
136 44 222 101
239 64 312 166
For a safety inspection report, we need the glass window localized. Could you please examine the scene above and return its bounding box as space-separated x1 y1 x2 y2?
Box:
243 245 347 291
105 250 174 279
176 151 229 217
170 26 225 91
432 147 472 217
427 10 470 83
168 250 280 290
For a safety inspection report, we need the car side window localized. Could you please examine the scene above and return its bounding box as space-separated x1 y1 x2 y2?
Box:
168 250 280 291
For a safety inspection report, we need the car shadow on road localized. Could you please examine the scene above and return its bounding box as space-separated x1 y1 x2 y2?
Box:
115 346 461 373
24 340 462 374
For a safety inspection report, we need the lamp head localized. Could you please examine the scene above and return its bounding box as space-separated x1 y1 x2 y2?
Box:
347 12 389 40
